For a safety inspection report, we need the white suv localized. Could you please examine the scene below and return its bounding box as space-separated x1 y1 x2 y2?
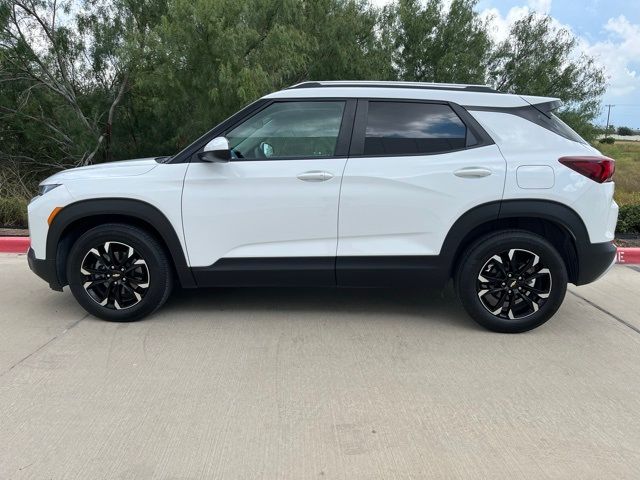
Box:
27 81 618 332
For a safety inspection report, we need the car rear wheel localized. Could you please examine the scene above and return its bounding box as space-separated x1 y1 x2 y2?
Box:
455 230 568 333
66 224 173 321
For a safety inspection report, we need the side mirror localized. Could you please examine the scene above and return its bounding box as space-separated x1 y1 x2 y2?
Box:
199 136 231 162
260 142 274 158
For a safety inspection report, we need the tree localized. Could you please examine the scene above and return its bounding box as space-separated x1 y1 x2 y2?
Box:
487 13 606 141
296 0 395 82
0 0 134 166
72 0 169 161
125 0 394 156
383 0 491 83
0 0 611 210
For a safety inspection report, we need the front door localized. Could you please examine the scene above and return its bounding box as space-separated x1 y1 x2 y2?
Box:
182 99 354 286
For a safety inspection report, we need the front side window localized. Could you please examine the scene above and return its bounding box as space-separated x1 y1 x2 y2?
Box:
226 101 345 160
364 102 468 155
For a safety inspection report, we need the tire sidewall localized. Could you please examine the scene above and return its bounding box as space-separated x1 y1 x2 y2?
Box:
67 225 171 322
456 232 568 333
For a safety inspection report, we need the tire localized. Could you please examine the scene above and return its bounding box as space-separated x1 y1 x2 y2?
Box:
455 230 567 333
66 223 173 322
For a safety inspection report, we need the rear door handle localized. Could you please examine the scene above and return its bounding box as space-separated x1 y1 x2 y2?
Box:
454 167 492 178
297 171 333 182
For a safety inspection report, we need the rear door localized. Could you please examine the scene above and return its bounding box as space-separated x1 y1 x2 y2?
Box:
336 99 506 286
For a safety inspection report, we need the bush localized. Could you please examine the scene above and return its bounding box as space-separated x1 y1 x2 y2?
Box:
617 126 634 136
599 137 615 144
0 196 28 228
617 204 640 235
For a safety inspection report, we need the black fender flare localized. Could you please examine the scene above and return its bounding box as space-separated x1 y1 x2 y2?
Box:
46 198 196 289
439 199 589 276
438 200 500 273
498 199 589 248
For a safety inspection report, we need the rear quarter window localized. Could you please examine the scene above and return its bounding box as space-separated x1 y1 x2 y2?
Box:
546 112 587 145
466 103 587 146
512 106 587 145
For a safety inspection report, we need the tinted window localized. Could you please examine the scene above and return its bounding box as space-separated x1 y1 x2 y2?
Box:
226 101 345 159
496 105 587 145
364 102 467 155
546 112 587 145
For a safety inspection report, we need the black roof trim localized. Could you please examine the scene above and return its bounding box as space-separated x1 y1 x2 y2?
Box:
287 81 500 94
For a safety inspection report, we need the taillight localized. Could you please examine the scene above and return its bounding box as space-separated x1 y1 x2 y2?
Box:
558 156 615 183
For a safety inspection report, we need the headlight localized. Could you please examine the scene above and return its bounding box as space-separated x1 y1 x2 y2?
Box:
38 184 62 196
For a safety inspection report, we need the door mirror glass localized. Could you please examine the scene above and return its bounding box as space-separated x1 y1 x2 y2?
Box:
199 136 231 162
260 142 274 158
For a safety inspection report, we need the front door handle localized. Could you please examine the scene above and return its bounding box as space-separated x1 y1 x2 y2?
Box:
297 171 334 182
454 167 492 178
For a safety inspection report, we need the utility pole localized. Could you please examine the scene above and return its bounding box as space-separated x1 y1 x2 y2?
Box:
604 104 614 137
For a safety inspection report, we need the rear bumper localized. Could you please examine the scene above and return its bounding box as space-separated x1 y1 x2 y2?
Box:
27 248 63 291
575 241 617 286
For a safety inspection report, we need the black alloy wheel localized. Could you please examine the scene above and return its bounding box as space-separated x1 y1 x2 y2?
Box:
67 224 173 322
456 230 567 333
476 248 552 320
80 241 150 310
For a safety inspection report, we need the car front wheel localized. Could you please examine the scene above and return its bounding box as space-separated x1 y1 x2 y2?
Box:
66 224 173 322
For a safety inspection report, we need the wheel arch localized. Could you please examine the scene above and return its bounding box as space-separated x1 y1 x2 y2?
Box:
47 198 196 289
442 200 588 284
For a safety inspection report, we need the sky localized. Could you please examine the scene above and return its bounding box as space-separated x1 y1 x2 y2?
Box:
371 0 640 128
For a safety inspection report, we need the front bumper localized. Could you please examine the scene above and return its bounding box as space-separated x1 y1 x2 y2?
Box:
575 241 617 286
27 248 63 291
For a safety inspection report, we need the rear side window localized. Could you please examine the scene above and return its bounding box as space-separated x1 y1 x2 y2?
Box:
364 102 469 155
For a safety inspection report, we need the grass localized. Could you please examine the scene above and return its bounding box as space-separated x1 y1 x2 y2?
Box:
0 196 28 228
595 140 640 206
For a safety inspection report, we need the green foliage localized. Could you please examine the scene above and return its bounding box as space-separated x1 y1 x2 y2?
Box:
618 126 634 136
595 140 640 207
0 0 611 199
599 137 615 144
0 196 28 227
106 0 395 156
488 13 605 139
383 0 491 83
617 204 640 235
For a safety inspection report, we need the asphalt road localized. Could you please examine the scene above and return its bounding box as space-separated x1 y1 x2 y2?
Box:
1 254 639 479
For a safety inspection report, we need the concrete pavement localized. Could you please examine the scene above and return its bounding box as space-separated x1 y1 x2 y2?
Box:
0 254 639 479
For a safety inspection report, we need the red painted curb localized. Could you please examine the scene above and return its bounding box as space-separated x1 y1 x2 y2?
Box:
0 236 30 253
1 237 640 264
616 247 640 265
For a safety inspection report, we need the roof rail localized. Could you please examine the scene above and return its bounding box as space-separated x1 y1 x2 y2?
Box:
287 80 500 94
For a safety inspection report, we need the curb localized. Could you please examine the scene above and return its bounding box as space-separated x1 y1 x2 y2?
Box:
616 248 640 265
0 237 31 254
1 237 640 264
